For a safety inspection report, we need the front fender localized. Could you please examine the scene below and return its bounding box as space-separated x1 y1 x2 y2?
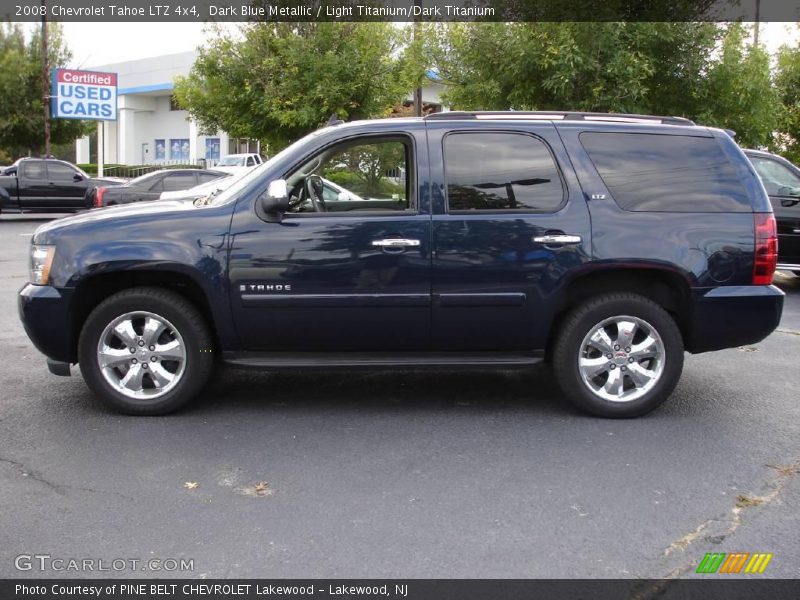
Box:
36 203 239 351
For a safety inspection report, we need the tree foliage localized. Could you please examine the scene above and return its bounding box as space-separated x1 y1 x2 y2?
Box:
174 22 419 151
0 23 87 159
775 41 800 164
696 24 779 148
425 22 779 148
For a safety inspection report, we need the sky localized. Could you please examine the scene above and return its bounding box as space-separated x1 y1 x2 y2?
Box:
62 22 212 67
22 21 800 68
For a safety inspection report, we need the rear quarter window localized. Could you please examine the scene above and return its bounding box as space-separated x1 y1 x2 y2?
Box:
21 161 44 180
580 132 751 212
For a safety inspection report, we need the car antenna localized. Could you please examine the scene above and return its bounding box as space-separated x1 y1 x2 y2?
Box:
326 113 344 127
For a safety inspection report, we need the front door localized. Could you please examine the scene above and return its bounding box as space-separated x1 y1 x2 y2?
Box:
427 122 592 351
228 131 432 351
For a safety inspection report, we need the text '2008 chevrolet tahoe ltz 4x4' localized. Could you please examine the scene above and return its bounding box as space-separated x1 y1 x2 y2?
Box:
18 112 784 418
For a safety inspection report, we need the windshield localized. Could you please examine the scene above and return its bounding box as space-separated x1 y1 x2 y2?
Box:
217 156 245 166
208 134 322 205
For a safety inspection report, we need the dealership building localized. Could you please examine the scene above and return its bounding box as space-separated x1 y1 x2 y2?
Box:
75 50 448 166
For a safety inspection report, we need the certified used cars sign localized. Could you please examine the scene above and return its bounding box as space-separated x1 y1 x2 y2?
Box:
51 68 117 121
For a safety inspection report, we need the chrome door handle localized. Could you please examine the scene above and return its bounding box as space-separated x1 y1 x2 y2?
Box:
371 238 421 248
532 234 582 245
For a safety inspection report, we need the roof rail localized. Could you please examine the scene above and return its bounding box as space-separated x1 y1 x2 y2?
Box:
425 111 696 127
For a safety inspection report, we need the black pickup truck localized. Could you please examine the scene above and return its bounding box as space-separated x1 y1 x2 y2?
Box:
0 158 123 215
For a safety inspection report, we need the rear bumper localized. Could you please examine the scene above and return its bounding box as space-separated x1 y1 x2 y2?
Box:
777 262 800 271
687 285 784 353
18 283 76 363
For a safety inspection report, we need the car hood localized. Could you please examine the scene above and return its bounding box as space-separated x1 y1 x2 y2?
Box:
33 198 197 241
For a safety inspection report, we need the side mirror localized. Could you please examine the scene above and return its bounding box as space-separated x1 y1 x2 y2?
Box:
73 173 84 182
259 179 289 222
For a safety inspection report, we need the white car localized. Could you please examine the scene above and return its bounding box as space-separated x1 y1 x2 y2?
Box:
212 153 263 174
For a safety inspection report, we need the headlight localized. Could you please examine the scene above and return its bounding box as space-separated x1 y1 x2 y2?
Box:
30 245 55 285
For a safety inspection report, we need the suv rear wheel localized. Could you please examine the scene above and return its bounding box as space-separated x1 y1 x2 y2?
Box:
78 287 214 415
553 293 684 418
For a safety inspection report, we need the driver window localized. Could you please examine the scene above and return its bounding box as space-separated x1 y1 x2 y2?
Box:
287 138 411 214
751 156 800 197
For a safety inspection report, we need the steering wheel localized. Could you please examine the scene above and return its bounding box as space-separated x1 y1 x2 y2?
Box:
304 175 326 212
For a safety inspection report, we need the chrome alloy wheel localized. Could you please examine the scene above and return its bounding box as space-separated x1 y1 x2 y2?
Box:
96 311 187 400
577 315 666 403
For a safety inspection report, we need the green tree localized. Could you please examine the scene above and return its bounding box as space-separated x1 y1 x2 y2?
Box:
425 23 715 113
174 22 419 151
775 38 800 163
426 22 778 148
0 23 87 158
696 24 780 148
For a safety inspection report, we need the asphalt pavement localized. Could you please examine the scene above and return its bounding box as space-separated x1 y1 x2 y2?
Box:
0 216 798 579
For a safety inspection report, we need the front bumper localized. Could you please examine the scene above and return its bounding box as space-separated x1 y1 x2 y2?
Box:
688 285 784 353
18 283 76 363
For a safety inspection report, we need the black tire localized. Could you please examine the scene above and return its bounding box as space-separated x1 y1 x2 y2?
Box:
553 293 684 418
78 287 214 415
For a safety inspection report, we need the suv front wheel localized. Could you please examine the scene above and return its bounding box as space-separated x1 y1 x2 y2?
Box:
553 293 684 418
78 287 214 415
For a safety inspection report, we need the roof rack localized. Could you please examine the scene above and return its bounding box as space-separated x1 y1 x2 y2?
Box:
424 111 696 127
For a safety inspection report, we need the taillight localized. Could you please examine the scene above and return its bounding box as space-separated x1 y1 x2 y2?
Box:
753 213 778 285
94 187 106 208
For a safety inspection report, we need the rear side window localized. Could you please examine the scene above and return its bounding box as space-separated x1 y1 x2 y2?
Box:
580 132 750 212
162 172 197 191
197 172 222 184
21 161 44 180
444 132 564 212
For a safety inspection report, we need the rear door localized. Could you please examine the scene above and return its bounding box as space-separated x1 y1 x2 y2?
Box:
748 153 800 267
426 121 592 351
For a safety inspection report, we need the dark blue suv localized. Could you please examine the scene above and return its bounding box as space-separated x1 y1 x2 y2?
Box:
18 112 784 417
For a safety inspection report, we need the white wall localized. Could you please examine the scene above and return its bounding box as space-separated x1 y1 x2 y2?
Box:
108 94 226 165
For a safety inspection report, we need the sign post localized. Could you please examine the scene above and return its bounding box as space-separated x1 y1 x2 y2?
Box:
98 122 104 178
51 68 117 176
